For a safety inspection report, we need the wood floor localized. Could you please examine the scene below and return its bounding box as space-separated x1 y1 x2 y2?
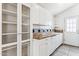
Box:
51 44 79 56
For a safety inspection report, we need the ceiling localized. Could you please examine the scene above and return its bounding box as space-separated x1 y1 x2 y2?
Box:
38 3 77 15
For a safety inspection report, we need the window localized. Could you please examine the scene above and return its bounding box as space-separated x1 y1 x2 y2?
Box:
66 17 77 32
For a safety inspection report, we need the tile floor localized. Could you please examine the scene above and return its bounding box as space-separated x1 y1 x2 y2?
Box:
52 44 79 56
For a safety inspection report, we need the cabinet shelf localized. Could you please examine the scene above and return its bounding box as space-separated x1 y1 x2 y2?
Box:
22 32 29 34
22 23 29 26
2 40 30 50
2 9 17 16
22 39 30 43
7 3 17 7
22 41 30 56
2 21 17 24
19 32 29 34
22 14 30 18
2 45 16 51
2 33 17 35
2 42 17 48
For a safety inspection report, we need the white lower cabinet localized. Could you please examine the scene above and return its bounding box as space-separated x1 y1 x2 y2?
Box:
48 34 63 55
39 42 48 56
47 37 53 55
49 37 56 54
33 39 48 56
33 33 63 56
51 34 63 52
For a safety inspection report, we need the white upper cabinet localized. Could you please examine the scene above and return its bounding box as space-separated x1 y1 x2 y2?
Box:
39 6 53 26
39 6 46 25
31 4 39 24
31 4 53 26
46 12 53 26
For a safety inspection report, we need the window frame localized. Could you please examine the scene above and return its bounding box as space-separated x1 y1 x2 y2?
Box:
66 17 77 32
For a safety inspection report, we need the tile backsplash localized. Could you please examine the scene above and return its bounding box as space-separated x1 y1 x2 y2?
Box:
33 29 53 33
33 24 53 33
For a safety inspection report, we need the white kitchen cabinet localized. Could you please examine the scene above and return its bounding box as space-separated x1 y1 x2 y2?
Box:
31 4 39 24
39 6 53 26
52 34 63 49
32 39 39 56
31 4 53 26
47 37 52 55
51 37 56 52
33 39 48 56
39 7 46 25
51 36 58 51
0 3 31 56
46 12 53 26
56 34 63 46
48 34 63 55
33 33 63 56
39 41 48 56
51 34 63 51
48 37 56 55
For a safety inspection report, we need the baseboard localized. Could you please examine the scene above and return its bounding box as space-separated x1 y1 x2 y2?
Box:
63 43 79 48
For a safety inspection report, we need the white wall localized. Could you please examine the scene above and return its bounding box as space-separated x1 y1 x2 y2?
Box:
55 4 79 46
55 4 79 28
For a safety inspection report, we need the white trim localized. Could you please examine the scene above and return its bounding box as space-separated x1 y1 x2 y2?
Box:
29 5 33 56
22 23 29 26
0 3 2 56
2 9 17 15
22 39 30 43
2 33 17 35
22 14 30 18
2 45 16 51
2 21 17 24
2 42 17 48
17 3 22 56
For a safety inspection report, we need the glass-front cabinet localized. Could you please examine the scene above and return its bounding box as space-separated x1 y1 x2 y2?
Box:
0 3 30 56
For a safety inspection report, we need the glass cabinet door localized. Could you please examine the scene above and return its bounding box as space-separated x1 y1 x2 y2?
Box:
2 3 17 56
21 5 30 56
22 42 30 56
